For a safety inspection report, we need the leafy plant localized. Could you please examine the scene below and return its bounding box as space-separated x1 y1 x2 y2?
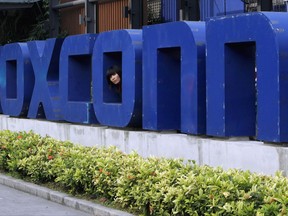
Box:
0 0 65 45
25 0 50 41
1 130 288 216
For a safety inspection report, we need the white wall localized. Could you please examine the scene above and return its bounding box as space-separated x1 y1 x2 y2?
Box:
1 115 288 176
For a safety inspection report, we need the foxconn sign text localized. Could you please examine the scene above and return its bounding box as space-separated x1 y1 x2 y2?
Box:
0 12 287 143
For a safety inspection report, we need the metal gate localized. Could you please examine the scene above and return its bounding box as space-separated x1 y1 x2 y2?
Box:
97 0 130 32
59 3 85 35
97 0 146 32
147 0 161 24
50 0 146 36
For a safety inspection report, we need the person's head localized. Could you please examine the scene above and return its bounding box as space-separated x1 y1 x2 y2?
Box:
106 65 122 86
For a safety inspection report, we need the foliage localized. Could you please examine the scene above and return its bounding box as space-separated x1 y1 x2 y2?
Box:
25 0 50 41
1 130 288 215
0 0 55 45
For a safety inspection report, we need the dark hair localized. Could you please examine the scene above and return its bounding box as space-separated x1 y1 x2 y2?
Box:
106 65 122 87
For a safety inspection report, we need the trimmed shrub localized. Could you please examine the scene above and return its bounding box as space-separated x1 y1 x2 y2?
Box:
1 130 288 216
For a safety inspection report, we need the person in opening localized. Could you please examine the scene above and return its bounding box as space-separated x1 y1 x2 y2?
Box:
106 65 122 93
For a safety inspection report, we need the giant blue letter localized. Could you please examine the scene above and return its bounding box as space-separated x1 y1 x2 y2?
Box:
59 34 98 123
206 12 288 142
0 43 34 116
92 30 142 127
28 38 63 120
0 46 2 113
143 21 206 134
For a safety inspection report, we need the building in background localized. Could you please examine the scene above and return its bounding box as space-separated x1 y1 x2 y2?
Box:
272 0 288 11
49 0 146 36
0 0 284 40
50 0 286 37
49 0 200 36
161 0 200 22
0 0 40 9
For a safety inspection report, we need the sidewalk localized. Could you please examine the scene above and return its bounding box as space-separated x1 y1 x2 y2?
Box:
0 184 91 216
0 174 134 216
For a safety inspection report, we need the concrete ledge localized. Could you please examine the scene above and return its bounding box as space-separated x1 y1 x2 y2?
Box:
0 174 133 216
50 190 66 204
1 115 288 175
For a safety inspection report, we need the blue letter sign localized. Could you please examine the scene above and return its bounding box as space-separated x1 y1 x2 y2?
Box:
92 30 142 127
59 34 98 124
0 12 288 143
0 46 2 113
0 43 34 116
143 21 206 134
206 12 288 142
28 38 63 120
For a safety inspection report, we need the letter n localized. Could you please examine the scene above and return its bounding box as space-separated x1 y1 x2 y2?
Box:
143 22 206 134
92 30 142 127
206 12 288 142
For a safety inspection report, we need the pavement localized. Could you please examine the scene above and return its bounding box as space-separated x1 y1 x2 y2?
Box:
0 174 134 216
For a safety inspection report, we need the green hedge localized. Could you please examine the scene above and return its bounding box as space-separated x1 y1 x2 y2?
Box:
0 130 288 216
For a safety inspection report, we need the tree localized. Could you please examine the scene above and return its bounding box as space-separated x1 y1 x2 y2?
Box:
0 0 49 45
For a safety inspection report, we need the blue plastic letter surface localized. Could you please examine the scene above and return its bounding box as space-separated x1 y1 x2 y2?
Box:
0 43 34 116
59 34 98 123
143 21 206 134
0 46 2 113
92 30 142 127
28 38 63 120
206 12 288 142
